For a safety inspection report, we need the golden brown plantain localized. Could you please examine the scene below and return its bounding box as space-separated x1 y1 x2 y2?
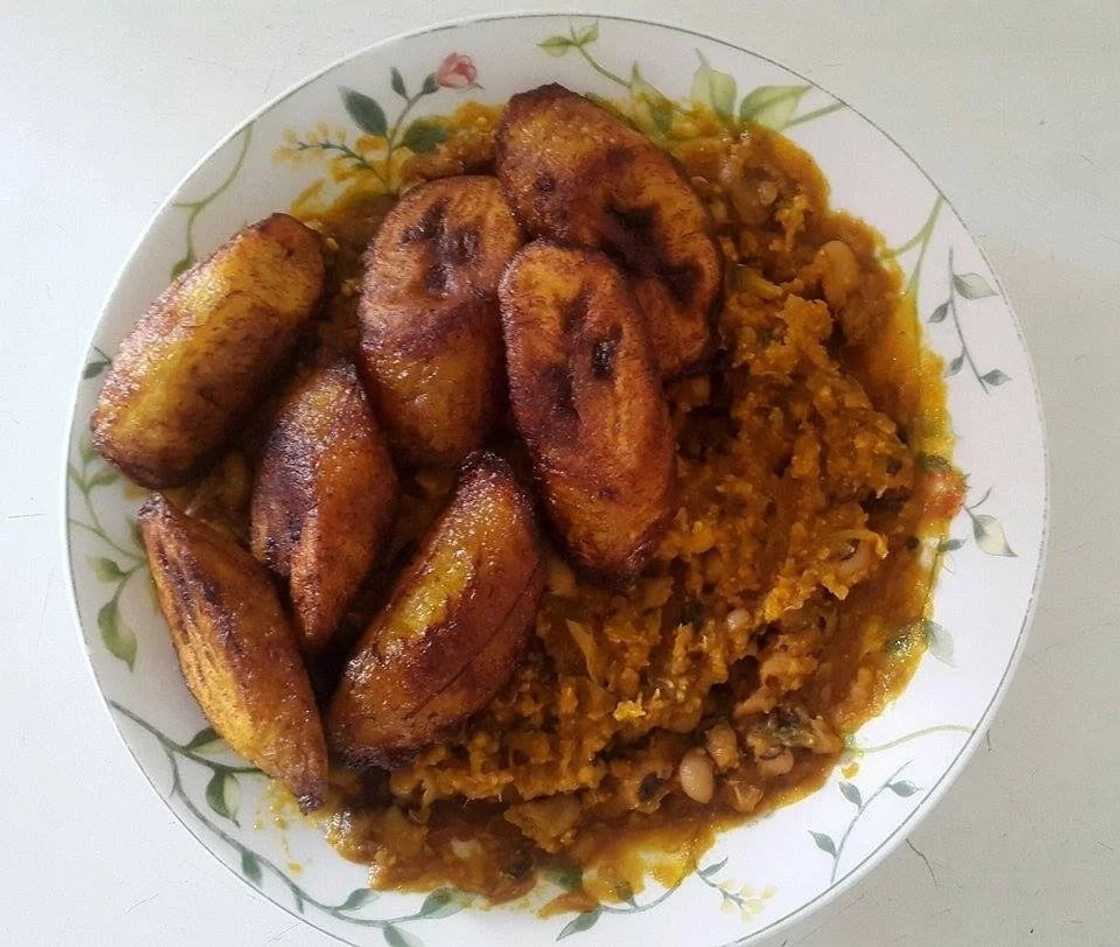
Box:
499 241 676 578
329 451 544 768
91 214 325 487
250 359 399 653
496 84 721 378
138 494 328 811
358 176 522 466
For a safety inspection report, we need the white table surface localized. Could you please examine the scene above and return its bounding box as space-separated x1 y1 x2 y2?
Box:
2 2 1118 944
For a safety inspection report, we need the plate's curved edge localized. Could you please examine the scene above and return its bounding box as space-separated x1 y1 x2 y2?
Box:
59 10 1051 947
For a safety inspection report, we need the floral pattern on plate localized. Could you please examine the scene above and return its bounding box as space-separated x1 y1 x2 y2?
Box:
64 15 1046 947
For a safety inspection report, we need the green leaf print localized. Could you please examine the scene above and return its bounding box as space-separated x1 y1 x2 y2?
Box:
337 888 379 911
401 119 448 153
739 85 810 131
205 770 240 824
241 850 263 886
538 35 574 56
698 857 729 878
90 556 126 582
98 598 136 670
923 619 955 666
341 87 388 137
839 781 863 807
383 924 423 947
83 359 109 379
418 888 469 919
184 726 222 752
557 908 602 940
952 272 997 299
971 513 1017 557
630 64 673 134
690 51 737 121
810 830 837 857
390 67 407 98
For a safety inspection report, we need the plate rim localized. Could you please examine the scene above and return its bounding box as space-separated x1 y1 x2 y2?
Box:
59 10 1051 946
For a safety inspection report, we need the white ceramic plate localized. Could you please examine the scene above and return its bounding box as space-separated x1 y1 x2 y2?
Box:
63 13 1047 946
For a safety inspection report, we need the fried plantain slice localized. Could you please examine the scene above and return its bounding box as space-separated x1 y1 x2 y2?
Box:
138 494 328 811
92 214 325 487
358 176 522 466
496 84 721 378
329 451 544 768
499 241 676 578
250 359 399 654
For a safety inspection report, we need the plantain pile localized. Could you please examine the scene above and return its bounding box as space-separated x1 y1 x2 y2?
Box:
90 85 720 806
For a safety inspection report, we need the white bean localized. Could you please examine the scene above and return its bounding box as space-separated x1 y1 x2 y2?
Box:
705 722 741 772
817 240 860 308
679 748 715 804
